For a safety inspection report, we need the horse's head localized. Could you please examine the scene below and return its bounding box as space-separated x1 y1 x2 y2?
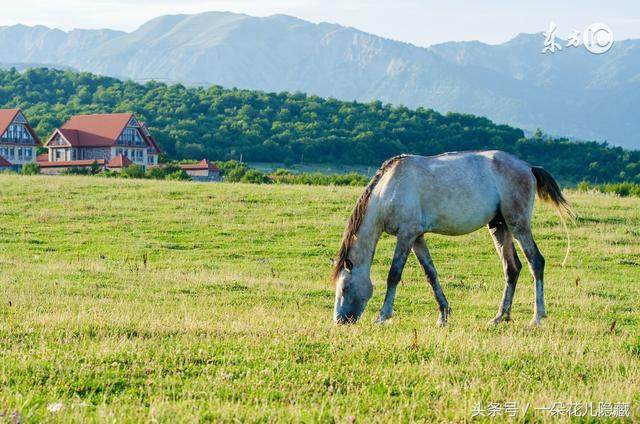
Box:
333 259 373 324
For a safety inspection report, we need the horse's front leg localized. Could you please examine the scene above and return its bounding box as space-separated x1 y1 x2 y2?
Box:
412 235 450 326
375 235 415 323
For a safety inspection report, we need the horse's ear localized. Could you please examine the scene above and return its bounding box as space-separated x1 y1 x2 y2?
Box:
344 259 353 272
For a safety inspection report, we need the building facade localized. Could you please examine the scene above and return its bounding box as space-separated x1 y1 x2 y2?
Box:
42 113 161 172
0 109 41 170
179 159 221 182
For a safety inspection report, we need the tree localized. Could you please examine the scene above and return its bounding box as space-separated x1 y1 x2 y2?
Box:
21 163 40 175
120 164 145 179
0 68 637 184
90 161 103 175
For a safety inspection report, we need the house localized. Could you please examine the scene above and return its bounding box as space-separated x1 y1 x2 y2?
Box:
179 159 221 182
38 159 107 175
106 154 133 172
0 109 41 170
0 155 13 172
41 113 161 173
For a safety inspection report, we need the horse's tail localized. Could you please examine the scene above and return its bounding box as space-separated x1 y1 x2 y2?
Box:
531 166 576 267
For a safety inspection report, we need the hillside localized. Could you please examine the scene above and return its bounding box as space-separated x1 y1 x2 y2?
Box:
1 68 638 183
0 12 639 148
1 176 639 420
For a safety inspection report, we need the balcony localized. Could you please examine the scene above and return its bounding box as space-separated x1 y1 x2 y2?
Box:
0 137 35 145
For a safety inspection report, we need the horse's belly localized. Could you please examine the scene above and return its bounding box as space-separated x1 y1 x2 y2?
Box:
428 217 492 236
423 194 499 236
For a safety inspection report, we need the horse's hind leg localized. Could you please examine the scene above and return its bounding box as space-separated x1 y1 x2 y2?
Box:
510 226 546 326
412 235 450 327
487 219 522 325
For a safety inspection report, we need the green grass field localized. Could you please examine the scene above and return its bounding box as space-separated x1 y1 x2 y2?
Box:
1 175 639 422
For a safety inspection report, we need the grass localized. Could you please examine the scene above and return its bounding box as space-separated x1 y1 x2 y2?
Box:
0 175 639 422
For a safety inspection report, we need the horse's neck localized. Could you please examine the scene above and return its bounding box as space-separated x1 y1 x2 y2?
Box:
350 208 383 272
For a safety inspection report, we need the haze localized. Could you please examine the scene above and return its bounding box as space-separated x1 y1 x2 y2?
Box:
1 0 639 46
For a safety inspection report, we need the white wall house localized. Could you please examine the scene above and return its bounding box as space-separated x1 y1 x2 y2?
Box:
41 113 161 173
0 109 40 169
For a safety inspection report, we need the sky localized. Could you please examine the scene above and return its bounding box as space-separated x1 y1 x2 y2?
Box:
0 0 639 46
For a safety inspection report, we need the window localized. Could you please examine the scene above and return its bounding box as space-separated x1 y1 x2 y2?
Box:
3 124 32 143
50 134 66 147
9 148 14 159
17 148 22 159
25 149 32 159
118 128 144 146
55 150 62 160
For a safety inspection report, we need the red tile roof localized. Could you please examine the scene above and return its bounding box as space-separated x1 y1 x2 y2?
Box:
179 159 220 172
0 155 12 167
47 113 133 147
0 109 19 135
107 154 133 168
36 153 49 163
139 122 161 154
37 159 107 168
0 108 41 145
65 113 132 147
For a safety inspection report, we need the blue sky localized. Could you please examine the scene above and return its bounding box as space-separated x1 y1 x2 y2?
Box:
1 0 639 46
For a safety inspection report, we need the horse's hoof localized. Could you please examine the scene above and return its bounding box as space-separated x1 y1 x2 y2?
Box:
374 315 391 325
487 317 502 326
529 318 542 327
488 314 511 326
436 318 447 327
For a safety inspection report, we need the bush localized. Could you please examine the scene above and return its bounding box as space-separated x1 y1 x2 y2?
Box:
165 170 191 181
241 169 270 184
21 162 40 175
214 160 245 177
216 160 270 183
120 164 146 179
62 167 90 175
223 163 250 182
90 161 103 175
269 170 369 186
145 166 167 180
97 170 119 178
576 181 640 197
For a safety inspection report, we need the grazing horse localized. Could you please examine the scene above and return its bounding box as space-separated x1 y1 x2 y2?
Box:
332 151 573 326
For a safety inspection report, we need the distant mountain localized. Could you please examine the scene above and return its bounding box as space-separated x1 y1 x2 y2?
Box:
0 12 638 149
0 62 74 72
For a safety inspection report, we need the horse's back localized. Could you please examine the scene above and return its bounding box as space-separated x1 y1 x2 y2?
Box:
385 151 533 236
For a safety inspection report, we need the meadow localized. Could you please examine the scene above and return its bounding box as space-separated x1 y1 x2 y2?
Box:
0 175 639 422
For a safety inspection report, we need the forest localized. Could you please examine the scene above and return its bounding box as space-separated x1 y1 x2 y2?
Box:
1 67 638 183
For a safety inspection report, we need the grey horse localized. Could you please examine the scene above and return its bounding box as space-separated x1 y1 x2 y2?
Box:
332 151 573 326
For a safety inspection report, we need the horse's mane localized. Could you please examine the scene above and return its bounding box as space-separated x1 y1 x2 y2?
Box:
332 155 408 282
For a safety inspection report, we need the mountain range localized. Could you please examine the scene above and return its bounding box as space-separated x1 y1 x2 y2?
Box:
0 12 638 149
